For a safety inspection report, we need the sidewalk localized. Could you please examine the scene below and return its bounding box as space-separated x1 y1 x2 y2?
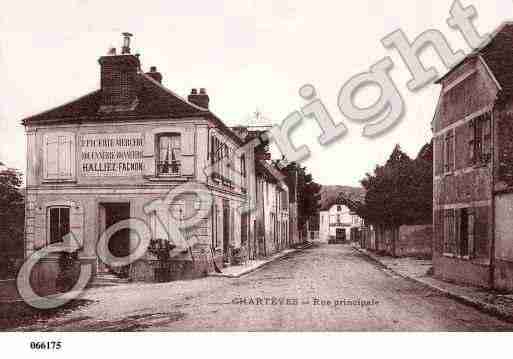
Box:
210 242 313 278
352 244 513 324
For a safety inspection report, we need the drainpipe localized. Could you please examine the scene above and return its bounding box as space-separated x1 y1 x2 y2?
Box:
490 104 497 290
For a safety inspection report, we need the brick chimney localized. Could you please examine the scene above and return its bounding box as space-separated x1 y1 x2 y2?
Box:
188 88 210 109
146 66 163 83
98 32 140 108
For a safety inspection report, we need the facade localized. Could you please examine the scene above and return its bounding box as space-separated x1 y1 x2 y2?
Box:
232 127 294 259
432 22 513 290
254 161 290 257
319 203 363 243
22 34 292 292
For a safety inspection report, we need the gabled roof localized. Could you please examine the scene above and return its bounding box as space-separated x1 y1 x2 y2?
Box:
22 71 243 145
436 22 513 99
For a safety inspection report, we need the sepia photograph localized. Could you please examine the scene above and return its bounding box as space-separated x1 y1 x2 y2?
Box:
1 0 513 356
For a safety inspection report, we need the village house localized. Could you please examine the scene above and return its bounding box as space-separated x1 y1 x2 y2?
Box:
433 22 513 291
232 127 295 260
21 33 293 293
319 198 363 244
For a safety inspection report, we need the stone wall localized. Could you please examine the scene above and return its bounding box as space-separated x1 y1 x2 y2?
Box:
367 224 432 258
395 225 432 258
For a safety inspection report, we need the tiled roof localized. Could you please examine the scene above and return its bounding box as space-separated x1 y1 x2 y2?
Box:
479 22 513 98
437 22 513 99
21 72 243 145
22 73 207 124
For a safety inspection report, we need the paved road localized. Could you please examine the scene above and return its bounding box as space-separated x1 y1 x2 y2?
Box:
7 244 513 331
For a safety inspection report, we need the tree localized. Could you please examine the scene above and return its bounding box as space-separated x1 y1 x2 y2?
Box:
0 167 25 268
278 161 321 236
359 143 432 226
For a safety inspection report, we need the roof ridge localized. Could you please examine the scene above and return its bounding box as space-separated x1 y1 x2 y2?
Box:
139 72 208 113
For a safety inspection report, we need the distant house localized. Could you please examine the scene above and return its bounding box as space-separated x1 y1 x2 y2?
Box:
319 195 364 244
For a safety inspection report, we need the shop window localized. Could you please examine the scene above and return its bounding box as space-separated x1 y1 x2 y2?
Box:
44 133 75 180
48 207 70 244
157 134 181 176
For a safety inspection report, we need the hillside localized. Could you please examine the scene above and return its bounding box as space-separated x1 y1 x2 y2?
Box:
320 185 365 210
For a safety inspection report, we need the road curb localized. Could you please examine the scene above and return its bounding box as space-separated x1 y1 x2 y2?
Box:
211 242 314 279
352 245 513 325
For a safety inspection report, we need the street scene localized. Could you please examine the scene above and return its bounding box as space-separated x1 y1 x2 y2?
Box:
4 1 513 347
5 244 513 331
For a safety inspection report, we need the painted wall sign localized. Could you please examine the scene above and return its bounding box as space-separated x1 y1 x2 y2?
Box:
80 133 144 176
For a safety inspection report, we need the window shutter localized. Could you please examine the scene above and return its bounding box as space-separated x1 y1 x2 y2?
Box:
181 129 195 176
58 135 74 178
70 205 84 248
181 156 195 176
468 120 475 165
44 133 75 180
169 203 187 247
34 206 46 249
44 134 59 179
455 208 461 256
182 128 195 155
468 210 475 258
144 132 156 176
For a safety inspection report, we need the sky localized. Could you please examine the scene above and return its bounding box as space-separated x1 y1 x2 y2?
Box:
0 0 512 187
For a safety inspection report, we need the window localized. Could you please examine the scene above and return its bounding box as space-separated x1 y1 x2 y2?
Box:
443 207 475 258
470 112 491 165
48 207 70 244
44 133 75 180
210 136 233 185
157 134 181 176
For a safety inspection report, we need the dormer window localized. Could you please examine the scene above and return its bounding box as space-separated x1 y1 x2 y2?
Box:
157 133 181 176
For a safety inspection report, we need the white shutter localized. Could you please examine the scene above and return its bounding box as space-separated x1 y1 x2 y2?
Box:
58 135 74 178
44 134 59 179
181 156 195 176
182 128 195 155
144 132 156 176
33 206 46 249
44 133 75 180
181 128 195 177
152 210 169 240
70 205 84 248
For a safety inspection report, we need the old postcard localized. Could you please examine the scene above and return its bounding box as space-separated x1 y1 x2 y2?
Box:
1 0 513 356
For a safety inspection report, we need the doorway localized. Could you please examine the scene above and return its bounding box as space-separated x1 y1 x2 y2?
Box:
98 202 131 276
222 200 230 262
336 228 346 243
